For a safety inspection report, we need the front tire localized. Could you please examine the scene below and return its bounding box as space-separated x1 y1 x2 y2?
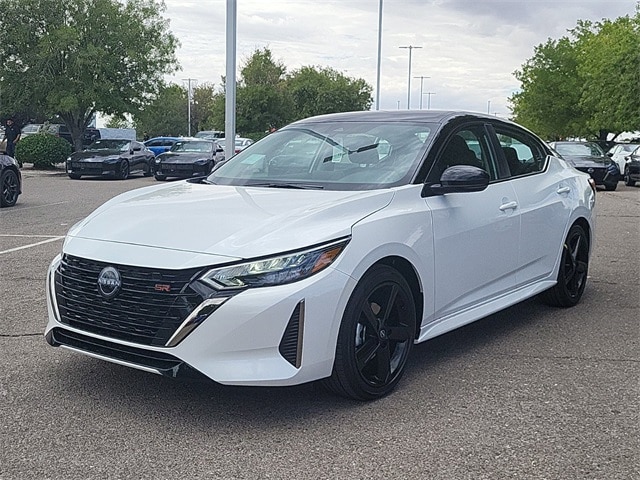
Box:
117 160 129 180
624 167 636 186
68 174 81 180
322 265 416 401
540 224 589 307
1 169 20 207
154 173 167 181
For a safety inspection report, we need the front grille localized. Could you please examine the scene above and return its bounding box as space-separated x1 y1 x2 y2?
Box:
54 255 205 346
72 163 104 175
577 166 606 183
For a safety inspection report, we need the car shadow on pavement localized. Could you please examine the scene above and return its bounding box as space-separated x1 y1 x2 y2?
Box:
45 295 569 428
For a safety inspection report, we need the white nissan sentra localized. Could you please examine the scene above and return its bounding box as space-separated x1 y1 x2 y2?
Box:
45 111 596 400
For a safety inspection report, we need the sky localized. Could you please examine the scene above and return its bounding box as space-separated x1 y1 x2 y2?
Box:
163 0 635 118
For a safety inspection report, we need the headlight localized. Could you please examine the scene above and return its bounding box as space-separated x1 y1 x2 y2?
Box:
155 157 162 163
199 238 350 290
103 158 119 164
194 158 209 165
66 156 72 162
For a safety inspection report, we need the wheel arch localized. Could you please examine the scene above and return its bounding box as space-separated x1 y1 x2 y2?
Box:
372 255 423 339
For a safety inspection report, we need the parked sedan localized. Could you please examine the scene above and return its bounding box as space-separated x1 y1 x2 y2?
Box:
234 137 253 154
0 153 22 207
607 143 640 178
45 111 595 401
144 136 181 156
66 139 155 180
623 145 640 186
549 141 619 190
154 139 221 180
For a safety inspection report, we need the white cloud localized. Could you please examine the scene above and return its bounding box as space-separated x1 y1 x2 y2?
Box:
163 0 636 117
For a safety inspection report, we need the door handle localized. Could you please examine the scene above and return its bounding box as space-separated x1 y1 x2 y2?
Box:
557 186 571 194
499 201 518 211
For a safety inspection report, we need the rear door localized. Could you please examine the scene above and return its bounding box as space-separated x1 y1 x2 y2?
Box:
490 124 568 286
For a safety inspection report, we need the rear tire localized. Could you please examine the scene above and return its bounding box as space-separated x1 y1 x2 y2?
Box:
540 224 589 307
322 264 416 401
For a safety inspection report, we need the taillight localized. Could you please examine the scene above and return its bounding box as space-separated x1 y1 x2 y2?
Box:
588 178 597 195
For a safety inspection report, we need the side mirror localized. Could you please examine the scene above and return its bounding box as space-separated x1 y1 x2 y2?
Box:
607 152 613 157
422 165 490 197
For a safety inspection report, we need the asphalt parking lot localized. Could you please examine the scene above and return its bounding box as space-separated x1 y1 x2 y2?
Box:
1 169 638 479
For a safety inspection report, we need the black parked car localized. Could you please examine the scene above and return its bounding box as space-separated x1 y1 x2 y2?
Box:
42 123 101 150
154 139 222 181
1 154 22 207
549 141 620 191
623 145 640 187
66 139 155 180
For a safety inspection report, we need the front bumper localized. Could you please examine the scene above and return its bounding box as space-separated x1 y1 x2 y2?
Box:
576 164 619 187
67 161 120 177
156 162 211 178
45 252 355 386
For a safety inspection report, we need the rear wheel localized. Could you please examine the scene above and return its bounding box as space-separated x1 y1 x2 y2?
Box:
1 169 20 207
540 224 589 307
322 264 416 400
117 160 129 180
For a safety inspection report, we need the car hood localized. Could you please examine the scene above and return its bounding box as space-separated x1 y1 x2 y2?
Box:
563 155 607 167
67 181 394 260
159 152 211 163
71 149 122 161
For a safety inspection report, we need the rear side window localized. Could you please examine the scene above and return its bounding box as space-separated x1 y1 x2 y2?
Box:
494 127 547 177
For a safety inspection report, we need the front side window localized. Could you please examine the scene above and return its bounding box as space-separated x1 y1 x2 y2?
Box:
208 122 435 190
495 127 547 177
428 126 497 182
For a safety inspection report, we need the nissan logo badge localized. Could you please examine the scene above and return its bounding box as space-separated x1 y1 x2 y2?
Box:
97 266 122 299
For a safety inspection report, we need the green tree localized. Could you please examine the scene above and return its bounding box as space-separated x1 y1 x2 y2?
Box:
0 0 179 150
510 8 640 140
287 66 373 119
574 15 640 139
510 37 585 139
133 84 188 137
209 48 373 137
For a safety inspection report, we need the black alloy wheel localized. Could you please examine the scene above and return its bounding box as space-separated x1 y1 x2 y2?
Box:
1 169 20 207
143 159 153 177
117 160 129 180
540 224 589 307
322 264 416 400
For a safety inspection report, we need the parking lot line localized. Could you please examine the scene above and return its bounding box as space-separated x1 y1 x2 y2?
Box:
0 236 64 255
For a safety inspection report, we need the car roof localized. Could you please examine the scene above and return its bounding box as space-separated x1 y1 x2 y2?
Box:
287 110 517 126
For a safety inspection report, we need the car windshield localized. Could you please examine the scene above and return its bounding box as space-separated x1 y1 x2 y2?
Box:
87 139 130 151
22 125 40 133
208 121 435 190
555 143 604 156
171 141 213 153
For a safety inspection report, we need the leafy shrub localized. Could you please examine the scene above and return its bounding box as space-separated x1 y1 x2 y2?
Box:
15 134 72 169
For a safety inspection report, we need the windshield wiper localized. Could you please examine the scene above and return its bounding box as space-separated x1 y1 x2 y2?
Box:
246 182 324 190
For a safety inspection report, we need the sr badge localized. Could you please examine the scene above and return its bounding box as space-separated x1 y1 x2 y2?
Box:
97 266 122 299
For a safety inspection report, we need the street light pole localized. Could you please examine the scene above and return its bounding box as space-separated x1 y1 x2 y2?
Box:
424 92 436 110
182 78 198 136
375 0 383 110
399 45 422 109
413 76 430 109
